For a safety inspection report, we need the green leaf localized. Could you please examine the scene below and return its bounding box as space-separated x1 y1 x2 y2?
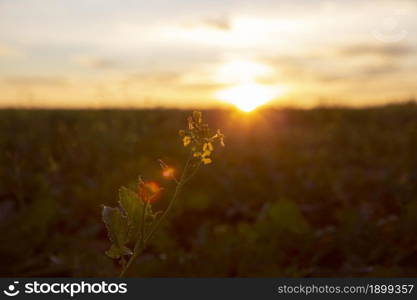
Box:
118 187 143 240
119 186 142 217
102 205 131 259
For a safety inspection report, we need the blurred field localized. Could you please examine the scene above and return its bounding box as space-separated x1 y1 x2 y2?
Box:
1 103 417 277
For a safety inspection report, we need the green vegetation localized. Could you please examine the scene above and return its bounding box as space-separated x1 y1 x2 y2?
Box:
103 111 225 277
1 103 417 277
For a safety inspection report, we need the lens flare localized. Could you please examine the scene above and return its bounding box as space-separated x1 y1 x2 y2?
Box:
162 167 175 178
139 181 161 202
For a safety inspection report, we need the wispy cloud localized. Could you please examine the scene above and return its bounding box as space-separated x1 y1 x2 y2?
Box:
3 76 68 87
73 56 122 70
338 43 414 58
0 44 23 59
183 16 233 31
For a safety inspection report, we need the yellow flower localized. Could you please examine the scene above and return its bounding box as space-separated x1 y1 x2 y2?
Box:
193 152 201 157
214 129 225 147
203 142 213 152
183 136 191 147
202 157 212 165
179 111 225 165
193 111 202 124
202 150 211 158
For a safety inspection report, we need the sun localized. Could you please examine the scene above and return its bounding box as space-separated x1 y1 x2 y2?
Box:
213 59 286 112
215 83 283 112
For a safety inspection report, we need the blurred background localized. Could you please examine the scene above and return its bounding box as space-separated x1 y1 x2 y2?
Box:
2 107 417 277
1 0 417 277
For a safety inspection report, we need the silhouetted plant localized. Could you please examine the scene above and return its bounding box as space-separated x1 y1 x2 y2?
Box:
101 111 224 277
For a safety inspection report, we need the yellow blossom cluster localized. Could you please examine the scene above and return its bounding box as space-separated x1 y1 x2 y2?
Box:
179 111 225 164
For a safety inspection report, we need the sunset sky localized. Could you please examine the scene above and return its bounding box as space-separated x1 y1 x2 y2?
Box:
0 0 416 108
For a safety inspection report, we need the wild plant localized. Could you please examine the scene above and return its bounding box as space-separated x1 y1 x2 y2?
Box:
101 111 224 277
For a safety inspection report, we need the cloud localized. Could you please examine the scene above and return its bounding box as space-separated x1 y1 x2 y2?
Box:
126 71 225 90
126 72 182 85
360 63 401 76
120 71 228 103
181 14 232 31
261 55 315 80
262 45 406 88
337 43 414 58
262 41 415 84
201 16 232 31
0 45 23 58
73 56 121 69
3 76 68 86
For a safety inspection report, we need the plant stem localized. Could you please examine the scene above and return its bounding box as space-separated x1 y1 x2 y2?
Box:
182 162 201 185
119 200 148 278
140 201 148 246
119 154 193 277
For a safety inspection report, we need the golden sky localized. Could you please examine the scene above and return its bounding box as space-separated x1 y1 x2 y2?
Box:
0 0 416 109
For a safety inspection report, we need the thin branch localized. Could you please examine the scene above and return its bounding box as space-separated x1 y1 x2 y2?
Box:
119 153 193 277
